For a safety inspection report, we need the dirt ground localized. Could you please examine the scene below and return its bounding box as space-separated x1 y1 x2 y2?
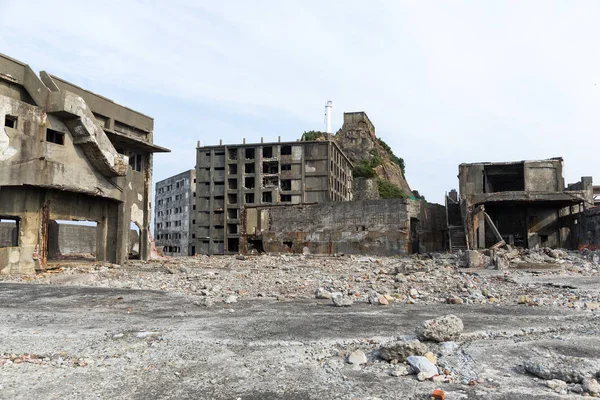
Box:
1 250 600 399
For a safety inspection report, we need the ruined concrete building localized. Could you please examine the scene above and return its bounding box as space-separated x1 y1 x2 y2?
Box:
195 139 353 255
448 158 595 251
242 199 446 256
154 169 196 256
0 54 169 274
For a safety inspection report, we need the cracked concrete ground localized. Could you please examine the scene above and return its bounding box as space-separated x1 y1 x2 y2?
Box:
1 257 600 400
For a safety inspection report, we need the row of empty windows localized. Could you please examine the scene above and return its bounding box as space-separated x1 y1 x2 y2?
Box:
163 246 181 253
157 233 183 240
156 220 183 229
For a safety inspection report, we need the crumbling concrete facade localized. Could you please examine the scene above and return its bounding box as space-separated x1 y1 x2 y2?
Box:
453 158 594 251
0 53 169 274
195 140 353 255
241 199 446 256
155 169 196 256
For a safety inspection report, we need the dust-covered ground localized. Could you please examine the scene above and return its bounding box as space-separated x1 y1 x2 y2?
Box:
1 249 600 399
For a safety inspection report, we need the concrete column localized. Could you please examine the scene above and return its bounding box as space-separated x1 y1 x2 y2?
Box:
477 211 485 249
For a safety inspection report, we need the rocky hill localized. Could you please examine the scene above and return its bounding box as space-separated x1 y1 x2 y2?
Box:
332 112 413 200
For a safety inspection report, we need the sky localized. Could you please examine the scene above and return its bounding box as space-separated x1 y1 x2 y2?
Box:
1 0 599 204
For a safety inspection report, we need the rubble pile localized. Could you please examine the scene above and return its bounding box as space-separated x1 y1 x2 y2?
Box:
2 249 598 310
2 249 600 397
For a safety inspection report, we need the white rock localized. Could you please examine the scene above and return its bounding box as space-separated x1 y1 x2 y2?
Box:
407 356 438 380
347 350 367 365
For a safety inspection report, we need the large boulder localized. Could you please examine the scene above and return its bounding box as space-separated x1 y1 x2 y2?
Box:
416 314 464 342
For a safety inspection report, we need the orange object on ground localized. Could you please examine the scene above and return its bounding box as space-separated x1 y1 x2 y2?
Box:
431 389 445 400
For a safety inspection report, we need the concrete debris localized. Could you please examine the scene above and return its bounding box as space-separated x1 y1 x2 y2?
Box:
331 294 353 307
379 340 428 363
347 350 368 365
524 355 600 383
583 378 600 396
388 364 410 377
407 355 438 380
416 315 464 342
315 287 332 299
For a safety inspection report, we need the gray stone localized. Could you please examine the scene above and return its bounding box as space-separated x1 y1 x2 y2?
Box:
524 356 600 383
224 295 237 304
388 364 410 377
546 379 567 392
379 340 428 362
367 290 380 305
332 295 353 307
315 287 332 299
583 378 600 395
407 355 438 380
347 350 367 365
416 314 464 342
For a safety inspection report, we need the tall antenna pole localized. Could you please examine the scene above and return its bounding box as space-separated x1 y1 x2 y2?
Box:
325 101 332 133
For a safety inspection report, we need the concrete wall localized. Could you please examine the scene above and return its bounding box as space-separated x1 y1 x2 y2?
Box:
579 207 600 250
242 199 446 256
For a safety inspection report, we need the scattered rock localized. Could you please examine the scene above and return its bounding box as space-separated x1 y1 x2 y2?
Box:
583 378 600 395
446 295 463 304
315 287 332 299
367 290 380 305
332 294 353 307
347 350 367 365
416 314 464 342
546 379 567 392
379 340 428 362
407 355 438 380
518 295 531 304
378 295 389 305
193 298 214 307
424 352 437 365
524 356 600 383
388 364 410 377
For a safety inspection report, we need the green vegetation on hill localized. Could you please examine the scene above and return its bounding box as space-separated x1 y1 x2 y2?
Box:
377 138 405 176
352 154 383 179
301 131 328 141
377 178 408 199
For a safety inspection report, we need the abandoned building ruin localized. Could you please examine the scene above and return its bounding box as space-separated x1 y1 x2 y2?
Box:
242 199 446 256
154 169 196 256
194 139 353 255
0 53 169 274
447 158 598 252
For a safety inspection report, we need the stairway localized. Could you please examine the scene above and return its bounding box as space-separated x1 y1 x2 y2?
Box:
446 198 467 252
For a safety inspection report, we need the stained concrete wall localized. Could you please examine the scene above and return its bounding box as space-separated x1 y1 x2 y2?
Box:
579 208 600 250
243 199 446 256
47 223 97 257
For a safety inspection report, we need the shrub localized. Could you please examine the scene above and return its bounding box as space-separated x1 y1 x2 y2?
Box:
301 131 327 141
377 138 405 175
377 178 408 199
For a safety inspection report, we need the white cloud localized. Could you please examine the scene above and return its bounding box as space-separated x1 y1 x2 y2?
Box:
1 0 599 202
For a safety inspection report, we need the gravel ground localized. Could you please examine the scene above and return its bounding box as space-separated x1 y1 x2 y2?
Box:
1 250 600 399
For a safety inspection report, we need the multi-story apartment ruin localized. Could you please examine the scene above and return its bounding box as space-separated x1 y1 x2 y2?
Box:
0 53 169 274
154 169 196 256
448 158 594 251
195 139 353 255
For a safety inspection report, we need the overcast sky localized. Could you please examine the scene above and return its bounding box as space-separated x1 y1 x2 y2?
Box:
2 1 599 204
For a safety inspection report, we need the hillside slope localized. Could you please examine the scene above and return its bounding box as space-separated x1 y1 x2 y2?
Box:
333 112 412 200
